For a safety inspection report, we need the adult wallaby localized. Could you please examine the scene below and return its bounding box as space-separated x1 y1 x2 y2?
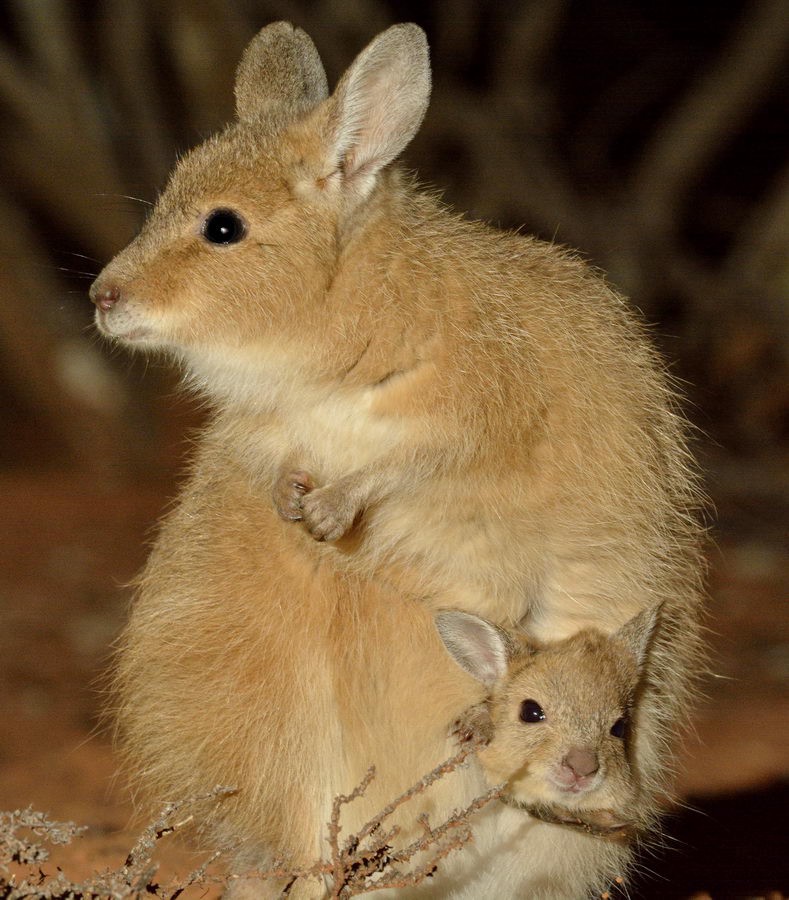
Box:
92 21 705 898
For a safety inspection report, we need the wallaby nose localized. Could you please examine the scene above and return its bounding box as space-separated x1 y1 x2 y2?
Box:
90 283 122 311
562 747 599 778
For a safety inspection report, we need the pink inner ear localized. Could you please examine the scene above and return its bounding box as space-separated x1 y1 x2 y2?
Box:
325 24 430 185
452 615 507 687
344 68 402 173
442 612 509 688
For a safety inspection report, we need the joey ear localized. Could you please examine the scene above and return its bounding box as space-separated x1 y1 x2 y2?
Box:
614 602 664 671
436 611 512 689
235 22 328 123
322 23 430 192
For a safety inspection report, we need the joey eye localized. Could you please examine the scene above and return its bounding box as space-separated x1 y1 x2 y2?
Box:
610 717 628 739
519 700 546 724
202 208 246 245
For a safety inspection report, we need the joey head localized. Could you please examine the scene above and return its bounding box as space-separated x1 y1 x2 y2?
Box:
437 604 664 835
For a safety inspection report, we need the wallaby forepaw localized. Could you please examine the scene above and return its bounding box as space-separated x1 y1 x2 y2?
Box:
300 485 358 542
273 469 315 522
273 467 360 541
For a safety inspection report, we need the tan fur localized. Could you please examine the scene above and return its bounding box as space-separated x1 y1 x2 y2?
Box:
114 441 484 872
94 22 706 898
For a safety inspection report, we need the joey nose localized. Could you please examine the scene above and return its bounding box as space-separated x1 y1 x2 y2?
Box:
562 748 599 778
91 283 122 311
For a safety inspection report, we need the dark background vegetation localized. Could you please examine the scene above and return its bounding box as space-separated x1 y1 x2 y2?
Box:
0 1 786 897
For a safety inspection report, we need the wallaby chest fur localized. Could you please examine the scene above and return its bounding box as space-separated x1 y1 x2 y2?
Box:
94 21 706 899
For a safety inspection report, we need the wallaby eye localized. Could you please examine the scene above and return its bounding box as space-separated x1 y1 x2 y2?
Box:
202 209 246 245
610 717 628 739
519 699 546 724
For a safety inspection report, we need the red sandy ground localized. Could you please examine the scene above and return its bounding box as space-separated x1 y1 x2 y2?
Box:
0 469 786 893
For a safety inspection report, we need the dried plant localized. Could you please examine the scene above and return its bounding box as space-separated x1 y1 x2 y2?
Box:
0 807 85 872
273 743 503 898
0 789 233 899
216 742 503 898
0 745 504 900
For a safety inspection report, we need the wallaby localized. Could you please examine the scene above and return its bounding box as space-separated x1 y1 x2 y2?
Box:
436 604 662 838
91 21 706 899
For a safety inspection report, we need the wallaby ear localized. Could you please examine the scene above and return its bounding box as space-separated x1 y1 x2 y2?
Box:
614 602 664 670
436 611 511 689
235 22 328 123
323 23 430 192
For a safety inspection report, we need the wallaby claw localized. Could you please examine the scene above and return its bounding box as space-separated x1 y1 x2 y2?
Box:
273 468 359 541
273 469 315 522
452 703 494 745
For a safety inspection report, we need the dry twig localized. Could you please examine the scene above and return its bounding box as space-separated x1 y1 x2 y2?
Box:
0 788 234 900
0 745 504 900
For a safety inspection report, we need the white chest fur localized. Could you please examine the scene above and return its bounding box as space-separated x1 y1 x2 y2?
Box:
186 343 411 474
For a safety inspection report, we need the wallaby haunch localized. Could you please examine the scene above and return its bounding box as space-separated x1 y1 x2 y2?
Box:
92 21 706 898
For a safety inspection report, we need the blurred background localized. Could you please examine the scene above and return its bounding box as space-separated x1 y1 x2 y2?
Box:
0 0 786 896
